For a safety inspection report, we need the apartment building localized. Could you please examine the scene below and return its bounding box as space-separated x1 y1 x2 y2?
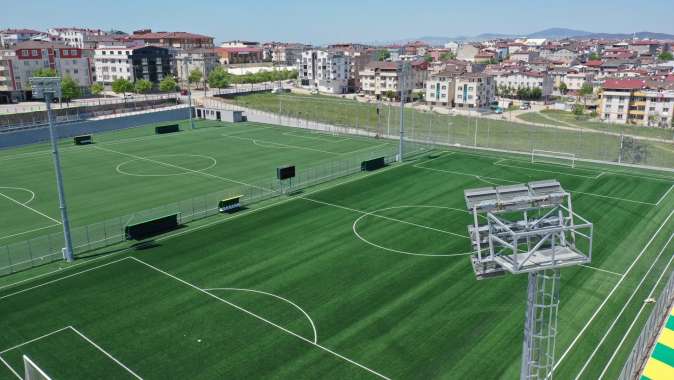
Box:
454 73 495 109
539 48 579 64
0 41 93 101
600 79 674 127
47 27 107 48
564 72 594 92
495 71 553 97
0 29 44 48
124 30 214 49
298 50 350 94
216 47 263 65
425 68 465 107
94 43 170 85
271 43 306 65
359 60 427 101
174 48 219 84
456 44 480 62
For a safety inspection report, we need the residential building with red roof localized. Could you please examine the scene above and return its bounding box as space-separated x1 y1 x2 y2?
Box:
600 78 674 127
216 47 263 65
124 29 214 49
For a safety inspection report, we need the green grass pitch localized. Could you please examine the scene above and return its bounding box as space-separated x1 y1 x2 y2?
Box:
1 119 674 379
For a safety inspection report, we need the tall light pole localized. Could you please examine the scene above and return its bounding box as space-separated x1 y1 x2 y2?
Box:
183 57 195 130
398 61 409 162
30 77 74 262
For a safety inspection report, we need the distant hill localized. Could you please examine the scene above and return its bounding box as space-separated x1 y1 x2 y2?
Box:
379 28 674 46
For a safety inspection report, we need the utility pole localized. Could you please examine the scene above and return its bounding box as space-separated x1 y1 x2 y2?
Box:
30 77 74 262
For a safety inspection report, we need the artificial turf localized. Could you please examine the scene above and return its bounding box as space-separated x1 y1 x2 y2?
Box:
0 142 673 379
230 93 674 168
0 118 397 250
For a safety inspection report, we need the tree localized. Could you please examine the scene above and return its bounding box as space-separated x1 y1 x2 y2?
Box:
159 76 178 93
384 90 396 101
423 54 433 63
559 82 568 95
91 82 104 97
376 50 391 61
208 67 230 93
572 103 585 116
530 87 542 100
588 52 600 61
134 79 152 96
188 69 203 88
111 78 133 97
440 52 455 61
658 51 674 62
579 83 594 106
60 76 81 103
32 68 57 77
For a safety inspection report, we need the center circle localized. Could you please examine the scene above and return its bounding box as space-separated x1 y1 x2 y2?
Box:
116 154 217 177
352 205 475 257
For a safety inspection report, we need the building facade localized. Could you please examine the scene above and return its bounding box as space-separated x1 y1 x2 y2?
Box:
94 43 171 85
47 28 107 49
495 71 553 98
298 50 350 94
216 47 263 65
125 30 214 49
454 73 495 109
174 48 219 84
600 79 674 127
425 69 465 107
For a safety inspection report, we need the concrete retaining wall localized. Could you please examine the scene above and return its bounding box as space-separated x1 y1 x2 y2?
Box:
0 107 191 149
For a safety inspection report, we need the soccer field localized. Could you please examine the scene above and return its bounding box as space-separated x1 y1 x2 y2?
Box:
1 127 673 379
0 119 396 251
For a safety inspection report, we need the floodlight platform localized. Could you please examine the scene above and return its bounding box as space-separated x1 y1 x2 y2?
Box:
463 179 593 380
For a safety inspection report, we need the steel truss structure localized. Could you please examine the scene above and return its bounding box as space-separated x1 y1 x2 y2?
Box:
463 179 593 380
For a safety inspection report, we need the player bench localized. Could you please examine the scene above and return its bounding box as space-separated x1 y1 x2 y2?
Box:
124 213 181 240
74 134 93 145
155 124 180 134
361 157 386 171
218 195 243 213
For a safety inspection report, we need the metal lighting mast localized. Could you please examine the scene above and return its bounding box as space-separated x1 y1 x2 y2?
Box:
183 58 195 130
398 61 409 162
30 77 75 262
463 180 594 380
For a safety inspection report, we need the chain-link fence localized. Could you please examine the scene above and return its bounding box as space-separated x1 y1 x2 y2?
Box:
0 149 400 276
218 95 674 170
618 269 674 379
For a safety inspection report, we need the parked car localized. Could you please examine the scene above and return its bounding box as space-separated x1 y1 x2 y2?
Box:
520 102 531 110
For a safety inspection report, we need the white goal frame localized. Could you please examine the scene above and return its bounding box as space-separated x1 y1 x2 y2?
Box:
531 149 576 168
23 355 51 380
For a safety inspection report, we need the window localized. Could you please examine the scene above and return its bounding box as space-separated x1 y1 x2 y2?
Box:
31 49 37 56
617 114 623 119
73 69 78 74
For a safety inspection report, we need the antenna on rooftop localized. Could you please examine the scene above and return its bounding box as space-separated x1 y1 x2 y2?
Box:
464 179 593 380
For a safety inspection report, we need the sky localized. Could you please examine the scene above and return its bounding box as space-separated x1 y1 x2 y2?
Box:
2 0 673 45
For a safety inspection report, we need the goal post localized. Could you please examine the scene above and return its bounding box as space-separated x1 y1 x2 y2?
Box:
23 355 52 380
531 149 576 168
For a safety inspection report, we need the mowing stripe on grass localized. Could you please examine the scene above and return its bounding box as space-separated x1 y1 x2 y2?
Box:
131 257 391 380
553 208 674 374
656 184 674 206
594 233 674 379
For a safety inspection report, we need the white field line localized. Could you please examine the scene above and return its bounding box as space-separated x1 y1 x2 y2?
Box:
580 265 624 277
414 160 659 206
302 197 470 240
655 183 674 206
204 287 318 344
224 135 341 155
0 223 60 242
597 233 674 379
69 326 143 379
131 257 390 379
0 257 131 301
574 232 674 379
93 145 269 191
0 192 61 225
0 161 405 295
493 161 603 179
0 355 20 379
0 326 72 354
282 131 349 143
0 325 142 380
553 208 674 373
445 149 674 182
0 187 35 205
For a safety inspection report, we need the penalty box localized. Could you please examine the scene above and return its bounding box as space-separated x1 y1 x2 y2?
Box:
0 326 140 379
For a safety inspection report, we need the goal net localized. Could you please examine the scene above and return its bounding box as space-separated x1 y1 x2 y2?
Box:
531 149 576 168
23 355 51 380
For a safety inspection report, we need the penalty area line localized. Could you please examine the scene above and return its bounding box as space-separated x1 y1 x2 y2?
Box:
131 257 391 379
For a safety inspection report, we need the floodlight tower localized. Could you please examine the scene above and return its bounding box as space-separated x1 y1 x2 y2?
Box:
463 180 593 380
397 61 410 162
30 77 75 262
